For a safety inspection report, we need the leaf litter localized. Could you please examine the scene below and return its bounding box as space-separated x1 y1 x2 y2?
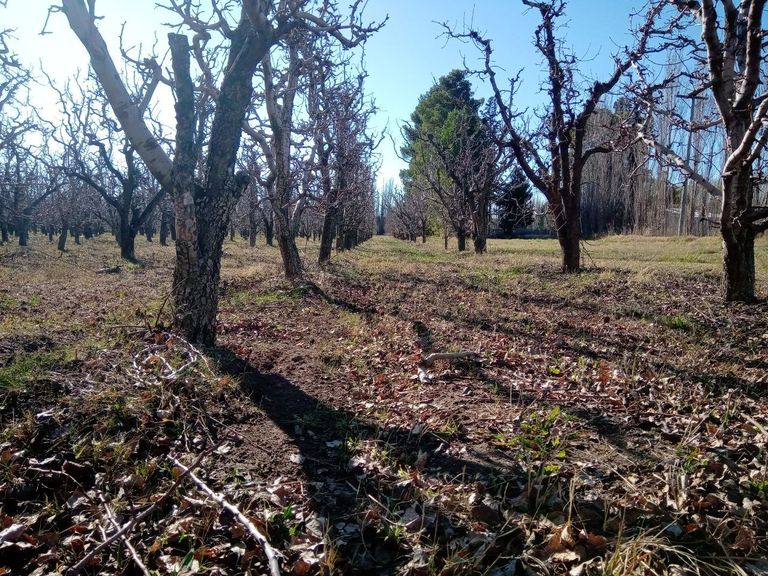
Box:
0 237 766 575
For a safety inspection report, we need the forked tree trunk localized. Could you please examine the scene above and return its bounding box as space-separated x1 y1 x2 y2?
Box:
172 200 234 346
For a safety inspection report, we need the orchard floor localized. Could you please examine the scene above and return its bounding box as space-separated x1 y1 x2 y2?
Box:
1 233 767 576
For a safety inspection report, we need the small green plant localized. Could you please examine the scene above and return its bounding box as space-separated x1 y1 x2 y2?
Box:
0 295 18 310
675 445 708 473
436 418 460 439
658 314 694 332
747 478 768 498
495 406 569 512
269 505 299 544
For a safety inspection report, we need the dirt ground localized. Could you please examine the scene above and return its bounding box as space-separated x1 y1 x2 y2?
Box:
1 233 767 575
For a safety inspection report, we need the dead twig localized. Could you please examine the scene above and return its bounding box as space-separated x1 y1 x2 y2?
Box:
65 451 208 576
96 492 150 576
169 455 283 576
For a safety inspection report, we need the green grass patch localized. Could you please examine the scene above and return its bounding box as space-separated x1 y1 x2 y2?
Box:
0 351 63 391
657 314 696 332
0 295 18 310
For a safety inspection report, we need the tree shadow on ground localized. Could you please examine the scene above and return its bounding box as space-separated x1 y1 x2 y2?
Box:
212 347 532 575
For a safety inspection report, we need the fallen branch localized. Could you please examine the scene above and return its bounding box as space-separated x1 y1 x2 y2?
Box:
97 491 151 576
422 351 478 367
169 456 283 576
65 451 207 576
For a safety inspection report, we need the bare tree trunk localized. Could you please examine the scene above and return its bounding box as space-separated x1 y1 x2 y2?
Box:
16 214 29 246
319 205 337 263
457 229 466 252
473 201 489 254
119 220 137 261
721 168 756 302
275 217 304 280
57 222 69 252
160 208 170 246
554 199 581 272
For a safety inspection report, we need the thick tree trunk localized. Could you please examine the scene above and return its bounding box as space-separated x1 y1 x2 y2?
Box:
1 222 8 244
722 229 755 302
721 169 756 302
263 217 274 246
276 218 304 280
57 224 69 252
117 214 138 261
473 199 489 254
120 234 136 261
160 214 169 246
172 193 237 347
318 205 336 263
16 216 29 247
556 213 580 272
457 230 466 252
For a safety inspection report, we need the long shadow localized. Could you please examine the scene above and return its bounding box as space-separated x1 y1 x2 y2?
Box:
212 347 526 574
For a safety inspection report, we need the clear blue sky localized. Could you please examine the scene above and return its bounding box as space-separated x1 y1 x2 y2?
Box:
3 0 647 187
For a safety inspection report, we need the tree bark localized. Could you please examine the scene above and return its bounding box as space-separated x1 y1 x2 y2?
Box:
276 217 304 280
554 198 581 272
457 229 466 252
721 166 756 301
16 214 29 246
118 214 137 261
319 204 337 263
57 224 69 252
160 209 170 246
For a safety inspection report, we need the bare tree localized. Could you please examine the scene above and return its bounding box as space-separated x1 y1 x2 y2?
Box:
45 74 164 261
58 0 381 345
640 0 768 302
391 182 429 243
450 0 668 270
